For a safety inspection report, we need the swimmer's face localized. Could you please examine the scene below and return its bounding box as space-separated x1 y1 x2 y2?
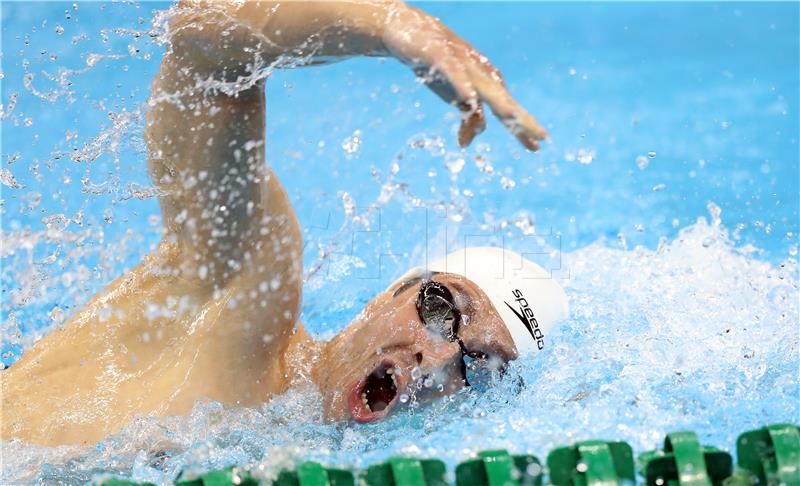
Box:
318 273 517 423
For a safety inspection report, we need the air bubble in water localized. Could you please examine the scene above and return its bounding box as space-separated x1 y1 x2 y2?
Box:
411 366 422 380
652 183 666 192
500 176 516 190
55 25 64 35
647 151 657 158
399 394 409 404
636 155 649 170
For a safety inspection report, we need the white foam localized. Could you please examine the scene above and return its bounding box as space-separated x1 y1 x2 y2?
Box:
2 217 796 484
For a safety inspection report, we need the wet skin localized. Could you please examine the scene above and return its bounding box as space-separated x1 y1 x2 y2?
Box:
1 0 544 446
318 273 518 423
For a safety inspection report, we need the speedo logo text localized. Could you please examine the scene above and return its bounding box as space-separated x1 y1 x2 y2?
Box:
504 289 545 350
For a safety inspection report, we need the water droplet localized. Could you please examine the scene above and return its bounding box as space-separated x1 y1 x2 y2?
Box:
49 306 65 322
707 202 722 225
500 176 516 190
527 463 542 476
0 169 23 189
577 148 595 165
341 129 362 155
446 156 465 174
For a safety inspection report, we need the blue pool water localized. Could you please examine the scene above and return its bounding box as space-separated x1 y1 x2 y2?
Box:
1 2 798 484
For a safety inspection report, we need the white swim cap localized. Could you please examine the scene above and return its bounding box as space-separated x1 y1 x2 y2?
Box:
392 247 569 355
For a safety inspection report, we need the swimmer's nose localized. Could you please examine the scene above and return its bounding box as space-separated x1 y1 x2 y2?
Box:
457 323 518 363
411 340 466 394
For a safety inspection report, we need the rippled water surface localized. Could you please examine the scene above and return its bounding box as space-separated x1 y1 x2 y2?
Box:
1 2 798 484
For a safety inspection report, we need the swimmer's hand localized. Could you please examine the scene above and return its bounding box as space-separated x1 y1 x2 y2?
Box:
174 1 546 150
382 5 548 150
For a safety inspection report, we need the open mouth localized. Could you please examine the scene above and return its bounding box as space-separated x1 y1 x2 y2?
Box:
348 361 404 423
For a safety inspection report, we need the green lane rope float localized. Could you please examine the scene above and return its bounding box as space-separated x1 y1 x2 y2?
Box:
455 449 542 486
95 423 798 486
100 480 156 486
638 432 732 486
547 440 635 486
274 461 355 486
733 423 800 486
362 457 447 486
175 466 259 486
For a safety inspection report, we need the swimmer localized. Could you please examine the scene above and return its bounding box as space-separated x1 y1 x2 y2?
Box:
1 0 566 446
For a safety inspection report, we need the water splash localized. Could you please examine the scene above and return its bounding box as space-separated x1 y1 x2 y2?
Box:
2 213 796 484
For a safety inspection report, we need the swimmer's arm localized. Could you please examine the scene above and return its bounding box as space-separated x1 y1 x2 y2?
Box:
148 0 548 282
175 0 547 149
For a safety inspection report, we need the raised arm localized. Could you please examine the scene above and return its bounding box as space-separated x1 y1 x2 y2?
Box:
147 0 548 291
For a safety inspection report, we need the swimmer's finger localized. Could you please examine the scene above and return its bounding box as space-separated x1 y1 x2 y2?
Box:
416 57 485 148
471 69 547 151
422 74 486 147
436 61 487 147
441 31 547 150
458 100 486 148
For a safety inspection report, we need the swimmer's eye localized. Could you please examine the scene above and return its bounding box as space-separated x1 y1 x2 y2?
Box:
416 281 460 341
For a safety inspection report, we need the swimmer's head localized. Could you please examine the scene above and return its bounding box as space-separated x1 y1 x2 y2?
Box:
316 247 569 423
